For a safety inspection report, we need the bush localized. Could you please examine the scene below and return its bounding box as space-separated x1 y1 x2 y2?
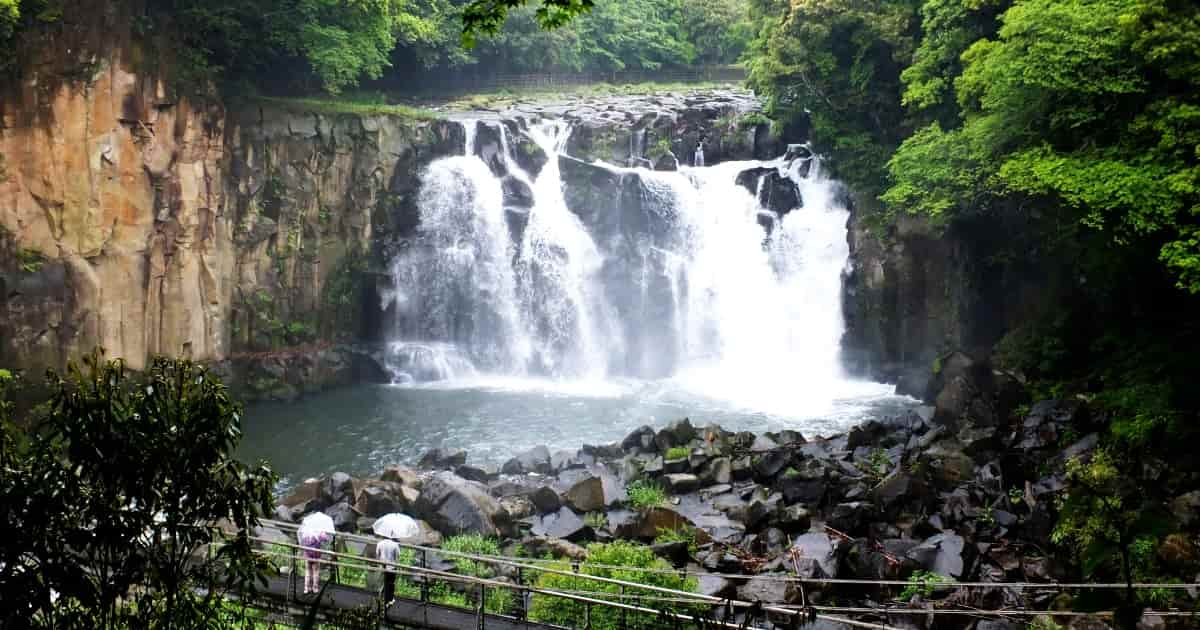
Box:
528 541 699 630
626 480 667 509
439 534 513 614
664 446 690 460
653 525 698 555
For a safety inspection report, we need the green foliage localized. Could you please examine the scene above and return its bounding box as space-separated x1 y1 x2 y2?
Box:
653 525 698 555
528 541 699 630
439 534 513 613
664 446 690 460
15 246 44 273
584 511 608 530
745 0 920 196
0 351 276 628
899 570 955 600
626 479 667 509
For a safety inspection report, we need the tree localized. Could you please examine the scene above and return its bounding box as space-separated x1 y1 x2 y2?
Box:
745 0 921 196
0 352 276 628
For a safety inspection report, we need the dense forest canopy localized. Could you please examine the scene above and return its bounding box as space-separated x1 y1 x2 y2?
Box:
0 0 751 93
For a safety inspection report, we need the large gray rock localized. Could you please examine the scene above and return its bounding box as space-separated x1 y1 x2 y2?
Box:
414 472 510 537
324 502 358 532
531 507 589 541
737 575 798 604
418 448 467 470
502 445 552 475
789 532 841 578
530 485 562 513
906 531 967 578
664 473 700 494
564 475 606 512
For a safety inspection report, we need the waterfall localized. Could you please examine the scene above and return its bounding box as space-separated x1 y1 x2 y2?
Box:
384 118 871 413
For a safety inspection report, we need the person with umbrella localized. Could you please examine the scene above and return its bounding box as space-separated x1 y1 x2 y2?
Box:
373 513 419 605
298 513 335 595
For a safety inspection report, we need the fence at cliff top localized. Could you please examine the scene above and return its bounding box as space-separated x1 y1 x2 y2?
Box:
217 518 1200 630
386 65 746 96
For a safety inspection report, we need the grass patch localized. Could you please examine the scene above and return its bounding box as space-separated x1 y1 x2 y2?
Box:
251 92 439 120
626 479 667 509
664 446 690 460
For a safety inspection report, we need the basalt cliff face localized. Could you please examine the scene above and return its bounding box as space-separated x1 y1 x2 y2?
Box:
0 17 778 397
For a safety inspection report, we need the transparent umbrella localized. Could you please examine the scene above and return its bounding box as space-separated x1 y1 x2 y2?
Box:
372 513 420 541
298 512 335 542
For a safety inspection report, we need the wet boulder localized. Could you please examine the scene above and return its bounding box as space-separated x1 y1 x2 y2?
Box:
531 507 589 541
737 575 799 604
906 531 967 579
530 485 562 513
418 448 467 470
414 472 511 538
654 418 698 450
324 502 358 532
501 445 552 475
502 176 534 208
788 532 842 579
622 425 657 452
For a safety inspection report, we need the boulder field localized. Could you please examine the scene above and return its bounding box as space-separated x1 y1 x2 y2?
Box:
267 355 1194 629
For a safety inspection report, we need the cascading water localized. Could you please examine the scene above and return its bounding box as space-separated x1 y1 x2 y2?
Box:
243 118 913 486
383 117 895 416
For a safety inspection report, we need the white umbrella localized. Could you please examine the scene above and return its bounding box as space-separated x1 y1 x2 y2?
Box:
372 513 420 541
298 512 335 541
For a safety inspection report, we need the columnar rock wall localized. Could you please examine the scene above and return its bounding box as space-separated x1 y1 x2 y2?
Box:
0 14 778 395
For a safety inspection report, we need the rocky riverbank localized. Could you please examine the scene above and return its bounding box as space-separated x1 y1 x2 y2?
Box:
265 354 1195 628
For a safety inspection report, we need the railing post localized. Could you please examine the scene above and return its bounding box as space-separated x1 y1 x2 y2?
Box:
516 567 526 620
620 584 627 630
477 582 485 629
420 548 429 603
290 544 298 603
584 601 591 630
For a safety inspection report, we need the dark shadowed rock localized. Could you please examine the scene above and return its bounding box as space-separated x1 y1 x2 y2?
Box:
779 504 811 531
532 507 589 541
651 540 690 565
530 486 562 513
700 457 732 485
502 445 552 475
653 152 679 171
654 418 698 450
324 502 358 532
418 448 467 470
324 472 355 504
455 464 492 483
622 425 657 452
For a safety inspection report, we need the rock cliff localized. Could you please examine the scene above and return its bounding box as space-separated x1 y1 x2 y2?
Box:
0 15 775 397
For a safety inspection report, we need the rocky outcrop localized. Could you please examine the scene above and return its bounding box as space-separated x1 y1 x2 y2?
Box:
841 201 1062 387
0 15 782 395
495 89 781 167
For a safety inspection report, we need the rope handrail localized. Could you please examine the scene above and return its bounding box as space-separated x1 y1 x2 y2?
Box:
255 518 1200 591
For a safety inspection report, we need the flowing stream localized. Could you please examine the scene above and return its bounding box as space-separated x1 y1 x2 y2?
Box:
241 119 912 488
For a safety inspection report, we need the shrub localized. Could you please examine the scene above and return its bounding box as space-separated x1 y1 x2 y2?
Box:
528 541 699 630
664 446 690 460
626 480 667 509
584 511 608 530
653 525 698 555
439 534 513 614
899 570 955 600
